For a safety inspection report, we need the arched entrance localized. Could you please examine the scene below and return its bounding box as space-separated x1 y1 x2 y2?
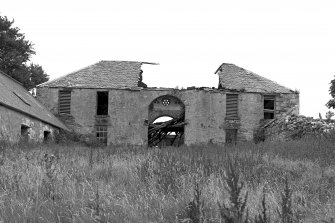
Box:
148 95 185 147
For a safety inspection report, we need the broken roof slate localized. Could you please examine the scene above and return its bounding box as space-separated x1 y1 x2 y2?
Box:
215 63 295 94
38 61 156 89
0 71 68 130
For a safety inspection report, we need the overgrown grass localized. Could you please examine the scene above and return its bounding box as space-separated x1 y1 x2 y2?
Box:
0 136 335 222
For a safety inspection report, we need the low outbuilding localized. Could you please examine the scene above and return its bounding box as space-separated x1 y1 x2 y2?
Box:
0 70 68 143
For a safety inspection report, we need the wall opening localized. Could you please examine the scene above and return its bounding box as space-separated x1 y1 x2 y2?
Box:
96 125 107 145
153 116 173 124
21 125 30 141
44 131 51 142
226 94 239 119
264 95 275 119
97 91 109 116
225 129 237 145
148 95 185 147
59 90 71 115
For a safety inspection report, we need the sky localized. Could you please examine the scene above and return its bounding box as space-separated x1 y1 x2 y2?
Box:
2 0 335 118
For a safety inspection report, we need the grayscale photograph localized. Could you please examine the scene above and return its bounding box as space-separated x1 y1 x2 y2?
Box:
1 0 335 222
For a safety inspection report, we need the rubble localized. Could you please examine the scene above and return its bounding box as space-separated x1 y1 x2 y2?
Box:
265 114 335 140
148 113 185 147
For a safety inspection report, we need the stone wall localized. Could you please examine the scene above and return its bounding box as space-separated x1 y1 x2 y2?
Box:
35 87 299 146
0 105 58 143
223 92 299 142
106 89 227 145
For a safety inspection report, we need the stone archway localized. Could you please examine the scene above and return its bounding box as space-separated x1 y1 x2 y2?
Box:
148 95 185 147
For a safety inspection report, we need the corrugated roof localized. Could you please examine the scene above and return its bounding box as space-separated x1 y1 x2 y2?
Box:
215 63 295 94
0 71 68 130
38 60 157 89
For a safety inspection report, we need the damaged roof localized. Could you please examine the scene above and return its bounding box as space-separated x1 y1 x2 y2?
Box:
0 71 68 130
215 63 295 94
38 60 158 89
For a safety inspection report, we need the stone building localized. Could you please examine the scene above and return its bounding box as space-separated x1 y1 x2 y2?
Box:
0 71 68 143
36 60 299 146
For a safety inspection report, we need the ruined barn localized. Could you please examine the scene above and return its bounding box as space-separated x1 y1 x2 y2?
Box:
216 63 299 141
0 71 68 143
36 61 299 146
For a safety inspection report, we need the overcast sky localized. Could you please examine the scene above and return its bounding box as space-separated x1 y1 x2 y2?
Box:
2 0 335 118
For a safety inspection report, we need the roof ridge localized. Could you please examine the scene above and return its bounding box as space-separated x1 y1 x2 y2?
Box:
99 60 159 65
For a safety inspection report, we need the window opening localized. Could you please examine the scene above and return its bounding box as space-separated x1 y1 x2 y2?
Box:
59 90 71 114
96 126 107 145
21 125 30 141
97 91 109 116
44 131 51 141
162 98 170 106
225 129 237 145
226 94 238 119
264 95 275 119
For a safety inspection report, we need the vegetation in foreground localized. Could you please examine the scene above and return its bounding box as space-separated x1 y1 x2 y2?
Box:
0 136 335 222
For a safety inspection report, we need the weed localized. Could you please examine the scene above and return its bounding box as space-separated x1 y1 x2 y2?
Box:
185 183 205 223
0 138 334 222
277 177 294 223
254 188 270 223
41 153 58 200
217 156 249 222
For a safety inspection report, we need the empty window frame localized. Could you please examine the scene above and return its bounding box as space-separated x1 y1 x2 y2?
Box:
44 131 51 142
225 129 237 144
59 90 71 114
21 125 30 141
226 94 239 119
264 95 275 119
96 126 107 145
97 91 109 116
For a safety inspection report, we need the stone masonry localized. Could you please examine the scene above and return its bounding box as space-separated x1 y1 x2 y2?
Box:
0 105 58 142
36 86 299 146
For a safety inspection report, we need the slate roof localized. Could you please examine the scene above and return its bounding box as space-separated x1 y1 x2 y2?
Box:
215 63 295 94
0 71 68 130
38 60 157 89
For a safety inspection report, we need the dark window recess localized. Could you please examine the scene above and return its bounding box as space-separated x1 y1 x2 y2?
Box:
44 131 51 141
264 95 275 119
226 94 238 119
97 92 109 116
59 90 71 114
226 129 237 144
21 125 30 141
96 126 107 145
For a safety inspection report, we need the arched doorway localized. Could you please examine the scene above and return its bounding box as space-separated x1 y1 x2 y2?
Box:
148 95 185 147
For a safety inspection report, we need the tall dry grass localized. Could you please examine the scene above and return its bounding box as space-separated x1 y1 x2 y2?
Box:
0 135 335 222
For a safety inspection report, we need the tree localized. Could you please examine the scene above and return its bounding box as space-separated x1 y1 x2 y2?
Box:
326 77 335 109
0 15 49 90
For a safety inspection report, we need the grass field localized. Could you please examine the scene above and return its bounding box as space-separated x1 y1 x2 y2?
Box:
0 136 335 222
